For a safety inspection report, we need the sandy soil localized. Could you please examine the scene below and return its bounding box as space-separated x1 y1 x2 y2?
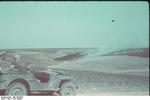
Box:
49 55 149 95
0 48 149 95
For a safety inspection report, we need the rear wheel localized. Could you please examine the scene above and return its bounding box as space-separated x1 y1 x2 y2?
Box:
5 82 27 95
59 82 76 96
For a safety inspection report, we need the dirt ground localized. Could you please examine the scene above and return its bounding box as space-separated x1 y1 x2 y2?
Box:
49 55 149 96
0 48 149 96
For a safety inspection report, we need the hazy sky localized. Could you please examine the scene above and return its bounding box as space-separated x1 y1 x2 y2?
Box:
0 2 149 49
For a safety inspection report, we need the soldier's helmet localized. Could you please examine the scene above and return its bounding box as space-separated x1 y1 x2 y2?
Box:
0 52 7 60
14 55 20 61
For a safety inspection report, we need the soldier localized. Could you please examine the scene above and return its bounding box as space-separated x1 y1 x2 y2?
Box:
11 54 29 72
0 52 7 60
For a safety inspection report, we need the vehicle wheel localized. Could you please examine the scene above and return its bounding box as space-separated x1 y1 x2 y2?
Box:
59 82 76 96
5 82 27 95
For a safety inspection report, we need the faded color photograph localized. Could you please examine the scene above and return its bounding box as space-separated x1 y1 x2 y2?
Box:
0 2 149 96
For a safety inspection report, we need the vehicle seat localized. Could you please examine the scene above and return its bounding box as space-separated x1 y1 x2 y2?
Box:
33 72 50 83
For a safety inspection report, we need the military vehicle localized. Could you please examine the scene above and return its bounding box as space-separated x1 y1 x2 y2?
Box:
0 52 77 96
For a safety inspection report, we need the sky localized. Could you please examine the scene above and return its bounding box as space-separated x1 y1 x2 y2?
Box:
0 2 149 49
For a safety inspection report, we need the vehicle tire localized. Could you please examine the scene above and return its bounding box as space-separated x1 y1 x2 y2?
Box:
5 82 27 95
59 82 76 96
